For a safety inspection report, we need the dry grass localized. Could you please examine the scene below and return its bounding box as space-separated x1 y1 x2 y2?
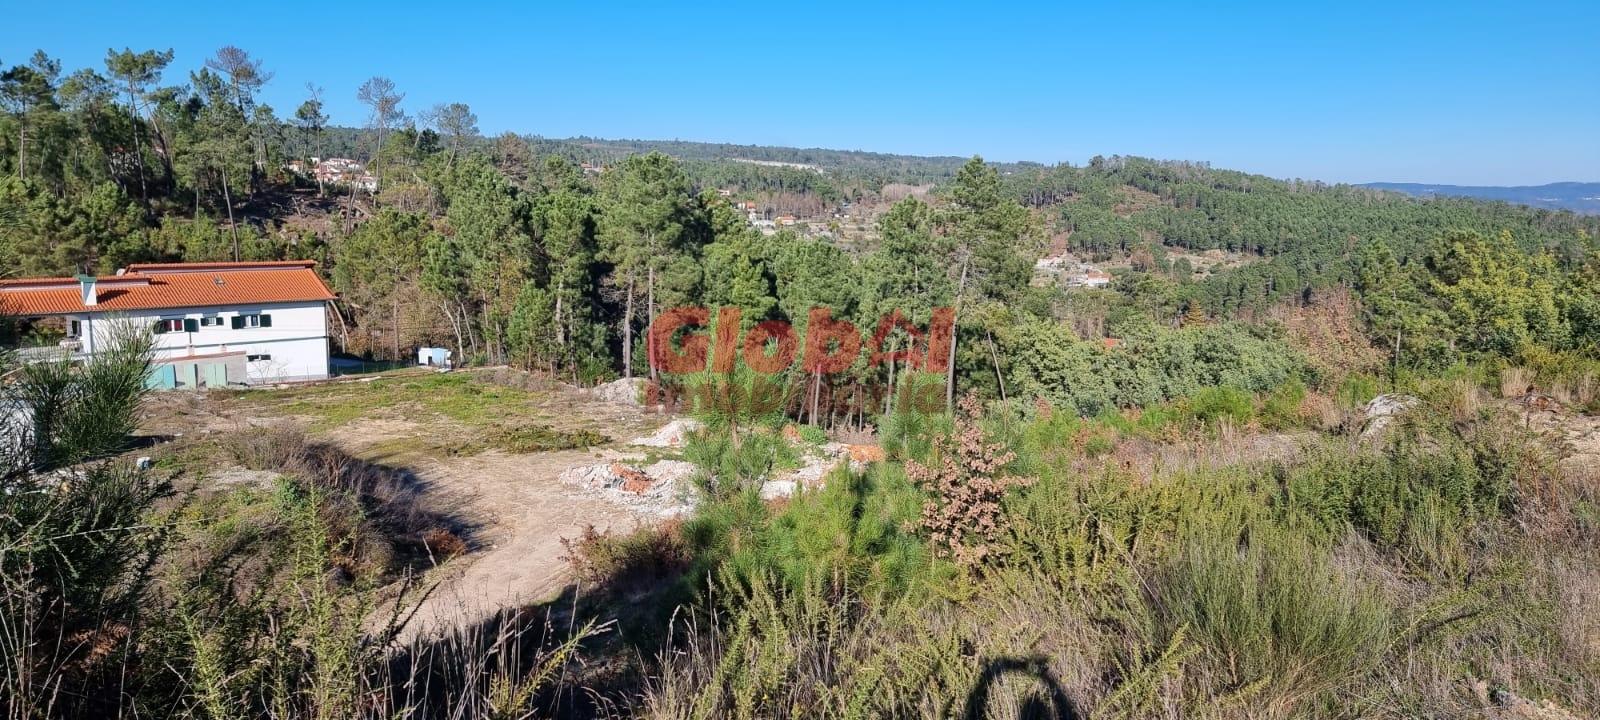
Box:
422 528 468 561
1501 366 1536 398
1551 371 1599 410
1298 390 1346 431
220 424 467 570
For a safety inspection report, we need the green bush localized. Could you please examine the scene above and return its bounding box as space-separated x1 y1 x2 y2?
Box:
1335 373 1381 409
1149 523 1392 712
679 464 938 602
1279 427 1518 560
879 372 952 461
1186 386 1255 426
683 427 800 499
1259 378 1308 430
796 424 829 446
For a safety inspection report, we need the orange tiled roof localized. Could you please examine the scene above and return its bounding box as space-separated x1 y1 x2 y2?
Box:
124 260 318 273
0 262 336 316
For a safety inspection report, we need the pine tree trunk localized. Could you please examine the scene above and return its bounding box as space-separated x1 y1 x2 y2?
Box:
885 335 897 415
622 274 635 379
554 280 566 348
344 181 356 236
440 300 465 362
986 329 1006 403
221 170 240 261
946 256 969 412
126 83 148 205
460 300 479 361
647 263 657 383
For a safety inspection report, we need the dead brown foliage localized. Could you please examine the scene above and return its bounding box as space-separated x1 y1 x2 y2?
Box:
905 394 1032 567
1267 286 1387 384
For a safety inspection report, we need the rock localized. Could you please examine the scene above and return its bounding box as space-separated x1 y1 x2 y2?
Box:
589 377 645 406
631 418 704 447
788 455 840 487
761 479 797 499
1360 394 1419 439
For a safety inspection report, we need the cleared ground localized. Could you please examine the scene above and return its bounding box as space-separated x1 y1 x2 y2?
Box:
144 368 672 637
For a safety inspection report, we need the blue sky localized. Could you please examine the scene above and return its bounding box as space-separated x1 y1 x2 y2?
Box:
4 1 1596 185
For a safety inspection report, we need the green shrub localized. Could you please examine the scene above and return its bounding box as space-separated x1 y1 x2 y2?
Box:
1186 386 1254 426
1007 319 1306 416
1335 373 1381 409
1148 523 1392 713
678 464 938 602
879 372 952 460
1259 378 1308 430
1279 427 1518 558
683 427 800 499
796 424 829 446
484 423 607 453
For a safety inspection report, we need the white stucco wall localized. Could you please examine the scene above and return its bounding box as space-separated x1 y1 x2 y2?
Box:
74 301 330 382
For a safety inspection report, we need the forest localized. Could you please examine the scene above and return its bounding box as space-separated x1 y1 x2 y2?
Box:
3 45 1600 719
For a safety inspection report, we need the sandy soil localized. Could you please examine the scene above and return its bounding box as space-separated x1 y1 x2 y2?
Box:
143 370 676 639
397 446 657 639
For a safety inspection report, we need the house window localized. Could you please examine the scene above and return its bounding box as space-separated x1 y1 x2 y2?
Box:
68 320 81 338
231 313 272 329
154 318 186 334
200 316 224 327
247 354 272 362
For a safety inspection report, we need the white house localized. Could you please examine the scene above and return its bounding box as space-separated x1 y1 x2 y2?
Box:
0 260 337 388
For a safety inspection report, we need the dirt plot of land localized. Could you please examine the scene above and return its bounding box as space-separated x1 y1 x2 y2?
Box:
144 369 674 637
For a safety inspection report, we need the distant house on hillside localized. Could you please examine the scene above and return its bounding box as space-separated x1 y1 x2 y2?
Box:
0 261 337 388
1073 270 1112 288
1059 264 1111 288
293 158 377 192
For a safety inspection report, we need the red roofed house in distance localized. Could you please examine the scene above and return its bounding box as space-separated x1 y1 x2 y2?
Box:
0 261 337 389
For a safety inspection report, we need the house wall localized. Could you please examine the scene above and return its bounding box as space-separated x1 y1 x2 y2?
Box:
75 301 330 383
147 353 249 390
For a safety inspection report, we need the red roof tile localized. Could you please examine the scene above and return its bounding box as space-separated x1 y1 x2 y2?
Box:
0 262 336 316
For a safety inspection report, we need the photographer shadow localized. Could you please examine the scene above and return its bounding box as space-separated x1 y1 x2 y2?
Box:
959 656 1081 720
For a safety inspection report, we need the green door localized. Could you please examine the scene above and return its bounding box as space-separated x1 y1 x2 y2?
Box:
178 363 198 389
144 364 176 390
203 363 228 388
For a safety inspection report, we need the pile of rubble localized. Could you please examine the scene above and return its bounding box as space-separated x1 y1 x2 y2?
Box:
564 419 889 512
588 377 645 406
558 459 698 517
629 418 704 447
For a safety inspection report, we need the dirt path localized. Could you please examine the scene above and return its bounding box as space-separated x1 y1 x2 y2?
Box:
329 383 675 639
398 446 658 639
